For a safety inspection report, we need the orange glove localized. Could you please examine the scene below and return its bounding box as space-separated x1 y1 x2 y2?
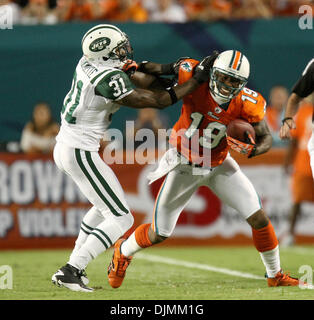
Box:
227 131 256 158
122 59 138 76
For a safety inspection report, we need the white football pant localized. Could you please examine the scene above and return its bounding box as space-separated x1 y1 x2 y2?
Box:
151 153 262 237
53 142 133 237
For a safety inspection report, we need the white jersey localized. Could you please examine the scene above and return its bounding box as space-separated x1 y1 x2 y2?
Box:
56 56 134 151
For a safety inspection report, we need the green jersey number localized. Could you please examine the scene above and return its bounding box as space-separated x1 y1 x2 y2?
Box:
62 71 83 124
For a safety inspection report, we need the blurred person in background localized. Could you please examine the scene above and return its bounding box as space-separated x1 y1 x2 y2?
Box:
21 0 57 24
20 102 59 154
268 0 314 17
149 0 187 23
265 85 289 146
181 0 272 22
280 58 314 246
0 0 22 24
232 0 273 19
96 0 148 22
56 0 94 22
268 0 298 16
181 0 232 22
125 108 168 149
280 58 314 176
179 0 206 21
281 95 314 246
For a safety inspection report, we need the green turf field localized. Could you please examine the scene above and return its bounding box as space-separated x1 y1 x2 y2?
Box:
0 246 314 300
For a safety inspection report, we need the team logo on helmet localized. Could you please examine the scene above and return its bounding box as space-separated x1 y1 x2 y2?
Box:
181 62 192 72
89 37 111 52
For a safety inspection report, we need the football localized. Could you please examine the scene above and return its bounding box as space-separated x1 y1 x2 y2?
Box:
227 119 256 142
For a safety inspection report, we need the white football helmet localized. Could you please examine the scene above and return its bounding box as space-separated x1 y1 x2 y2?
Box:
209 50 250 104
81 24 133 68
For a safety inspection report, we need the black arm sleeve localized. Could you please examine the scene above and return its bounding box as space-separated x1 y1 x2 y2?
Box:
292 59 314 98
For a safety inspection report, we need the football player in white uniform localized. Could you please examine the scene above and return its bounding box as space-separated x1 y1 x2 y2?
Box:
51 24 215 292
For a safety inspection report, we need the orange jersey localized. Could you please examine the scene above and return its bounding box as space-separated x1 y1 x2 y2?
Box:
290 103 313 177
169 59 266 167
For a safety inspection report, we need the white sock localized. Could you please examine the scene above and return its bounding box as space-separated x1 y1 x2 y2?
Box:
68 216 127 270
259 245 281 278
69 207 104 262
68 241 95 271
121 232 142 257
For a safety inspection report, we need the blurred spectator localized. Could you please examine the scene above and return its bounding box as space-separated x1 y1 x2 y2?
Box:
232 0 273 19
180 0 206 21
268 0 314 17
0 0 22 24
97 0 148 22
10 0 313 23
142 0 158 15
182 0 232 22
149 0 187 23
20 102 60 154
125 108 168 149
56 0 94 22
266 85 289 146
96 0 117 20
21 0 58 24
281 96 314 246
268 0 297 16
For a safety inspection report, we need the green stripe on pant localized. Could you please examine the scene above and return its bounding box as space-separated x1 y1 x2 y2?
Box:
94 228 113 247
85 151 129 214
74 149 122 217
90 232 109 249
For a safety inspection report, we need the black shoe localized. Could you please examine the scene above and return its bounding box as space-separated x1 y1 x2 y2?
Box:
78 269 89 286
52 264 93 292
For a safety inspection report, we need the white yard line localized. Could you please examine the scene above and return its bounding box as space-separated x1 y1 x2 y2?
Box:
136 253 264 280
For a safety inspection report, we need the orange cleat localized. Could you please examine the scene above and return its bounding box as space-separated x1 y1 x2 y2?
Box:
267 270 300 287
107 239 132 289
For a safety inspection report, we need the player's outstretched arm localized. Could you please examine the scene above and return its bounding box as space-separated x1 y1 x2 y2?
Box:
279 93 302 140
129 71 175 90
136 51 219 77
136 58 188 76
122 59 174 89
251 119 272 157
117 56 215 109
117 77 199 109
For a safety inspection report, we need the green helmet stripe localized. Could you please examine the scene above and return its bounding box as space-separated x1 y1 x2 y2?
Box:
82 25 123 44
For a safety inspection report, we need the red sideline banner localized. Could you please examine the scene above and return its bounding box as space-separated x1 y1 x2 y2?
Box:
0 150 313 249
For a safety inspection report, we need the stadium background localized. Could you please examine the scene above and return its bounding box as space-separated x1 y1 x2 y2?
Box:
1 17 314 250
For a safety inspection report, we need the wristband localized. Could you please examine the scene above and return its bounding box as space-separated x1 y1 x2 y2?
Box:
166 87 178 104
282 117 293 126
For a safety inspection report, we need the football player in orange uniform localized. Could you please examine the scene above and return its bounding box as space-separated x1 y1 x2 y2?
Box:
108 50 301 288
281 99 314 246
